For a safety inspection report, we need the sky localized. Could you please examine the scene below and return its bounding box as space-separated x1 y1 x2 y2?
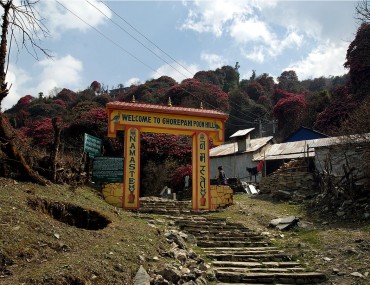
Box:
3 0 362 110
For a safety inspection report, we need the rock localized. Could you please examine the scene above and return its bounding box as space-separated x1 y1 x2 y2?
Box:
174 250 187 264
350 272 364 278
336 211 345 217
152 274 170 285
165 230 187 249
133 265 150 285
158 266 181 283
269 216 299 230
181 281 196 285
195 276 207 285
198 263 208 271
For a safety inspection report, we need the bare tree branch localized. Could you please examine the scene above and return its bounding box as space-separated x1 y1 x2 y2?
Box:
356 0 370 23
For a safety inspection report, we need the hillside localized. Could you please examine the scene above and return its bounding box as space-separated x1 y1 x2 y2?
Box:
1 178 369 285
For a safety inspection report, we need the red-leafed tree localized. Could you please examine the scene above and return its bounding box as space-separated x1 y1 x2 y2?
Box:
165 79 230 112
23 118 54 146
117 76 177 103
313 86 357 134
344 22 370 98
273 90 307 139
141 133 192 164
171 164 192 192
90 80 101 93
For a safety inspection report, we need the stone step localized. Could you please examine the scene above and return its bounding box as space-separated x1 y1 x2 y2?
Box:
204 247 279 252
206 250 284 256
181 228 255 236
207 253 290 262
216 282 312 285
201 235 265 241
214 267 306 273
212 261 302 268
198 240 270 248
177 223 248 230
216 271 327 284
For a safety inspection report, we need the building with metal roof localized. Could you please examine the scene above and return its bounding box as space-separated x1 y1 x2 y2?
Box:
210 128 273 182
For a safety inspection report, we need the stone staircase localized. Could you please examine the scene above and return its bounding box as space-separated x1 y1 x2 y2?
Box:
175 216 327 285
136 197 192 215
135 198 326 284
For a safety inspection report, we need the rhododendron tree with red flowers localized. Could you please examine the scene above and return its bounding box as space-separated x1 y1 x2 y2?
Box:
165 79 230 112
69 107 107 138
273 90 307 139
90 81 101 93
23 118 54 146
344 22 370 97
171 164 192 191
141 133 192 164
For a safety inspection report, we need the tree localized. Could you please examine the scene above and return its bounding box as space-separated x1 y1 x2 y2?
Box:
277 70 306 93
90 80 101 93
355 0 370 23
344 22 370 97
0 0 51 185
273 90 307 139
165 79 230 112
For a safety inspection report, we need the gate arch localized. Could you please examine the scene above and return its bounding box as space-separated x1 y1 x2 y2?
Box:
106 101 228 210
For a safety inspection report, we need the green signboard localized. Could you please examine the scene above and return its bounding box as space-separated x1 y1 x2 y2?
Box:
92 157 124 183
84 133 102 157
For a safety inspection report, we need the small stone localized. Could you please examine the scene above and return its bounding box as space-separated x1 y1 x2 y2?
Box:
323 257 332 261
152 256 159 261
350 272 364 278
336 211 345 217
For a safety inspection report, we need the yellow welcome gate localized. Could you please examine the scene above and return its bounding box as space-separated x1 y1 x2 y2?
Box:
106 101 228 211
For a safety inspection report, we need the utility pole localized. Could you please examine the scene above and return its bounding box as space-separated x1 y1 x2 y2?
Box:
259 118 262 137
272 119 277 134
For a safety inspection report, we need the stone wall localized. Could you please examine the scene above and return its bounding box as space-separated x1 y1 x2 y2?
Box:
210 185 233 209
259 171 316 194
101 183 123 208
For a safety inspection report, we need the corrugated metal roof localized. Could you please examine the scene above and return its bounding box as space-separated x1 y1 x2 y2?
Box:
253 140 314 161
252 133 370 161
210 136 273 157
308 133 370 148
229 128 255 138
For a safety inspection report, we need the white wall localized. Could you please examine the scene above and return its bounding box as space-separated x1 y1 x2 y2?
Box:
210 152 262 182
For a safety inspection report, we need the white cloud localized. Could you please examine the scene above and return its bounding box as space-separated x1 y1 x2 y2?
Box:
200 52 227 69
230 18 272 43
268 30 304 57
242 46 265 63
2 65 32 111
151 61 199 82
181 0 253 36
284 41 348 79
40 0 112 36
35 55 83 95
125 78 141 87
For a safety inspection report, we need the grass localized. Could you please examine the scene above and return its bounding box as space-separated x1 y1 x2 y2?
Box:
0 179 171 285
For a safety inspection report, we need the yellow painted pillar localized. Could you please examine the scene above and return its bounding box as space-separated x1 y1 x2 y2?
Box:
192 132 211 210
123 127 140 209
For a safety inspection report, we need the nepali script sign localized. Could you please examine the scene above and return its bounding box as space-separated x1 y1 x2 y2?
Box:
84 133 102 157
